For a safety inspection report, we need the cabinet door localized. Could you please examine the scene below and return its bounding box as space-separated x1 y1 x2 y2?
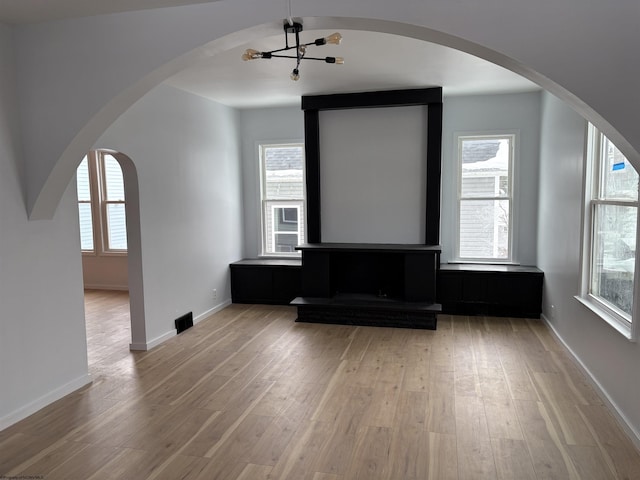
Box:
231 267 273 303
487 274 542 309
462 273 488 302
405 253 437 302
437 272 463 303
302 252 331 297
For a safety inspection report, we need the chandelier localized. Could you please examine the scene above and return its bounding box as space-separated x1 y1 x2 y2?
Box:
242 21 343 81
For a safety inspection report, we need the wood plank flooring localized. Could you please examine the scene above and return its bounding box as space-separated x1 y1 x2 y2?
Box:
1 289 640 479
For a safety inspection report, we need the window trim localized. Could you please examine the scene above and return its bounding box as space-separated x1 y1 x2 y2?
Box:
258 141 305 258
453 131 518 264
78 150 127 257
578 124 638 341
267 202 303 254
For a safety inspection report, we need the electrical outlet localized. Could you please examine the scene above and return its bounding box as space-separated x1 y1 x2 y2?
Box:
213 289 217 300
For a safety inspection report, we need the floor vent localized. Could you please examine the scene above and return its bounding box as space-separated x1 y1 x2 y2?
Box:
175 312 194 334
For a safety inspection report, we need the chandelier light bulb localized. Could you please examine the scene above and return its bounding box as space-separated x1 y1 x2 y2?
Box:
290 68 300 81
325 57 345 64
324 32 342 45
241 49 261 61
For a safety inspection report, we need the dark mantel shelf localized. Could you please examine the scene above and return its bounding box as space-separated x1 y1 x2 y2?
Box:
296 243 442 253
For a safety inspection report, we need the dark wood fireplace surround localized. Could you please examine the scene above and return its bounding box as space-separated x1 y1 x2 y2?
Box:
230 87 543 328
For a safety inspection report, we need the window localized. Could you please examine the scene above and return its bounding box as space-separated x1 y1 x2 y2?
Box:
76 151 127 254
456 134 515 262
260 143 305 256
580 125 638 337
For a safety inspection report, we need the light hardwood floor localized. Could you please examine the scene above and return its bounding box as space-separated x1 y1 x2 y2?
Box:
1 289 640 479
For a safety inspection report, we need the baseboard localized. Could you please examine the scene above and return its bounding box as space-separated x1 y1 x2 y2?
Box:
129 341 150 351
128 300 232 351
541 314 640 450
130 329 176 351
83 284 128 291
0 373 92 431
194 299 232 324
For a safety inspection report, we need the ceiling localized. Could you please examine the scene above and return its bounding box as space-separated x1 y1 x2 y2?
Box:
0 1 541 109
165 29 541 108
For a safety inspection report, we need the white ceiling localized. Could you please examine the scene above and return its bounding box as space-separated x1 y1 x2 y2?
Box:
165 29 541 108
0 1 541 109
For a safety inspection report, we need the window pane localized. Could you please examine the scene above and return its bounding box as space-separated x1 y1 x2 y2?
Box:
600 137 638 201
459 199 510 259
591 204 636 316
272 206 300 252
263 146 304 200
76 156 91 201
461 138 510 198
78 203 94 250
274 233 298 253
103 155 125 201
106 203 127 250
274 207 299 232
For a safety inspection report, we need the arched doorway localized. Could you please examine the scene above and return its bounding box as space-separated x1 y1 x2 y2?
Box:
76 149 146 351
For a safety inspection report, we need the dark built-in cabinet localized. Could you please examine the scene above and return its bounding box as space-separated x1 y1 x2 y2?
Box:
438 264 543 318
229 258 544 322
230 259 301 305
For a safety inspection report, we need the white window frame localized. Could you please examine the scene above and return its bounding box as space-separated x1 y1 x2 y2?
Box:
259 142 305 257
269 203 302 254
78 150 127 256
454 132 517 263
577 124 638 341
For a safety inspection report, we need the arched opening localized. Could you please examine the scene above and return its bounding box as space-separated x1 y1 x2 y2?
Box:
41 16 640 353
75 149 146 352
108 151 146 350
28 16 640 221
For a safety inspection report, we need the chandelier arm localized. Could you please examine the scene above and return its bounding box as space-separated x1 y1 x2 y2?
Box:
268 54 303 59
265 54 340 62
300 40 323 48
265 45 298 55
298 56 336 61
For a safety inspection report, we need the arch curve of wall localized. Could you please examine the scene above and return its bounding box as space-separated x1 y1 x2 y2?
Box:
96 149 147 350
27 15 640 221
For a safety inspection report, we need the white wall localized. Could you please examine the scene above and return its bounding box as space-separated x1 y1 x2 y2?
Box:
82 255 128 290
441 92 541 264
239 106 305 258
96 84 243 346
0 25 90 429
537 91 640 441
319 106 427 244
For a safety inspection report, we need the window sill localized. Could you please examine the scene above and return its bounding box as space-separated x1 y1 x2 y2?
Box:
574 295 636 342
81 250 127 257
259 254 301 260
448 260 520 266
